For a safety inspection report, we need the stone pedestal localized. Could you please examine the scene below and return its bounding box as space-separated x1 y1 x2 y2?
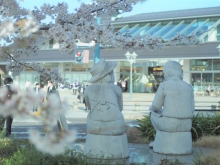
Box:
153 130 192 155
83 133 129 158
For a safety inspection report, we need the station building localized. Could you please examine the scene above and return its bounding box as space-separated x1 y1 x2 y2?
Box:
1 7 220 93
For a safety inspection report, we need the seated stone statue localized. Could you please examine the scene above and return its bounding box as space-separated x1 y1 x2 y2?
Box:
149 61 195 155
83 59 129 158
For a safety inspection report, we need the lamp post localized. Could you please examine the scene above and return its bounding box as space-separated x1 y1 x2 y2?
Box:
93 17 101 64
125 51 137 99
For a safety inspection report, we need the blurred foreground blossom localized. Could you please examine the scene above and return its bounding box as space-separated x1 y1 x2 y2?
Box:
0 86 77 155
17 15 40 37
29 129 77 155
0 19 14 38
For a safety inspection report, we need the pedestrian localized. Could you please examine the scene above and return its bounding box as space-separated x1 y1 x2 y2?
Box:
72 80 78 95
206 84 211 96
42 85 47 102
117 79 122 90
33 82 40 112
47 80 56 100
0 77 17 137
58 83 65 89
77 82 85 103
25 80 30 91
121 79 126 92
125 79 128 92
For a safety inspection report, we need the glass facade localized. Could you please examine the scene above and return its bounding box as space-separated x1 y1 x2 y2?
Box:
13 59 220 94
191 59 220 92
118 60 183 93
15 62 93 89
117 18 220 40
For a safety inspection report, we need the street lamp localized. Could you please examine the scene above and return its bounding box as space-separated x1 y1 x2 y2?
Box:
125 51 137 99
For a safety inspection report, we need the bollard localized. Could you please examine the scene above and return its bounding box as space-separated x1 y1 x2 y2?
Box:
134 103 140 111
73 102 78 110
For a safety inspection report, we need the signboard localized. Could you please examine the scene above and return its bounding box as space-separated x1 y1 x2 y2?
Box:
83 50 89 63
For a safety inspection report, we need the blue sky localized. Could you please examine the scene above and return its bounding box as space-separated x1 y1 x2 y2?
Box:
19 0 220 17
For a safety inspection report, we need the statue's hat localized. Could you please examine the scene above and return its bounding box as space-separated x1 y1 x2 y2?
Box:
89 59 117 83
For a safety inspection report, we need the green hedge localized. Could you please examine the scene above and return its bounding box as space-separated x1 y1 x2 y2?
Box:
136 112 220 143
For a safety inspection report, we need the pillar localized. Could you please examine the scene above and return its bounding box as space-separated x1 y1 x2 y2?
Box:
114 61 120 84
183 59 191 84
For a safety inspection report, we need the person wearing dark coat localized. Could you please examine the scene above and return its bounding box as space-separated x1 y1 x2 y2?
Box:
77 82 85 103
33 82 41 112
47 80 56 100
0 77 17 137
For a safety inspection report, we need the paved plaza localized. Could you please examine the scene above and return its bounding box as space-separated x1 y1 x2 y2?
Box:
59 89 220 119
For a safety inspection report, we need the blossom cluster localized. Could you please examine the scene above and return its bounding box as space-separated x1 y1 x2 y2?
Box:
0 85 76 155
1 0 201 66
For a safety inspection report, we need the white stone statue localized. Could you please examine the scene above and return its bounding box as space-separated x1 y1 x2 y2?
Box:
83 59 129 158
149 61 195 155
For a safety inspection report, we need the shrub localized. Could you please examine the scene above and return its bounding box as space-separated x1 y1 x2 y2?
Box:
137 112 220 142
0 138 131 165
192 112 220 141
136 115 155 143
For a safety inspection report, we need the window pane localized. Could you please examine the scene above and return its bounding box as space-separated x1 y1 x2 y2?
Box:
191 73 201 91
166 23 188 39
158 24 175 37
190 59 212 71
138 26 151 36
148 25 163 36
213 59 220 70
214 73 220 90
201 73 212 91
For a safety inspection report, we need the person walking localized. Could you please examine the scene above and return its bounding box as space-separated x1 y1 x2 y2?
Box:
78 82 85 103
206 84 211 96
25 80 30 91
0 77 17 137
47 80 56 100
72 80 78 95
33 82 41 112
121 79 126 92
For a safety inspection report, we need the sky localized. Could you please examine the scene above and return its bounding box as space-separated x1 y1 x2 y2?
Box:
19 0 220 17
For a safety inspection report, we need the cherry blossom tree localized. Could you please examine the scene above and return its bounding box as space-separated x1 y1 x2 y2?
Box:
1 0 199 82
0 0 201 155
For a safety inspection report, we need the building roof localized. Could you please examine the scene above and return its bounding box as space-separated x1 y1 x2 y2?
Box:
14 42 220 62
113 7 220 23
108 7 220 41
100 42 220 60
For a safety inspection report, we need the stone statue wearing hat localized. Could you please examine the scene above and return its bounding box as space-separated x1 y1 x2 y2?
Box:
149 61 195 155
83 59 129 159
